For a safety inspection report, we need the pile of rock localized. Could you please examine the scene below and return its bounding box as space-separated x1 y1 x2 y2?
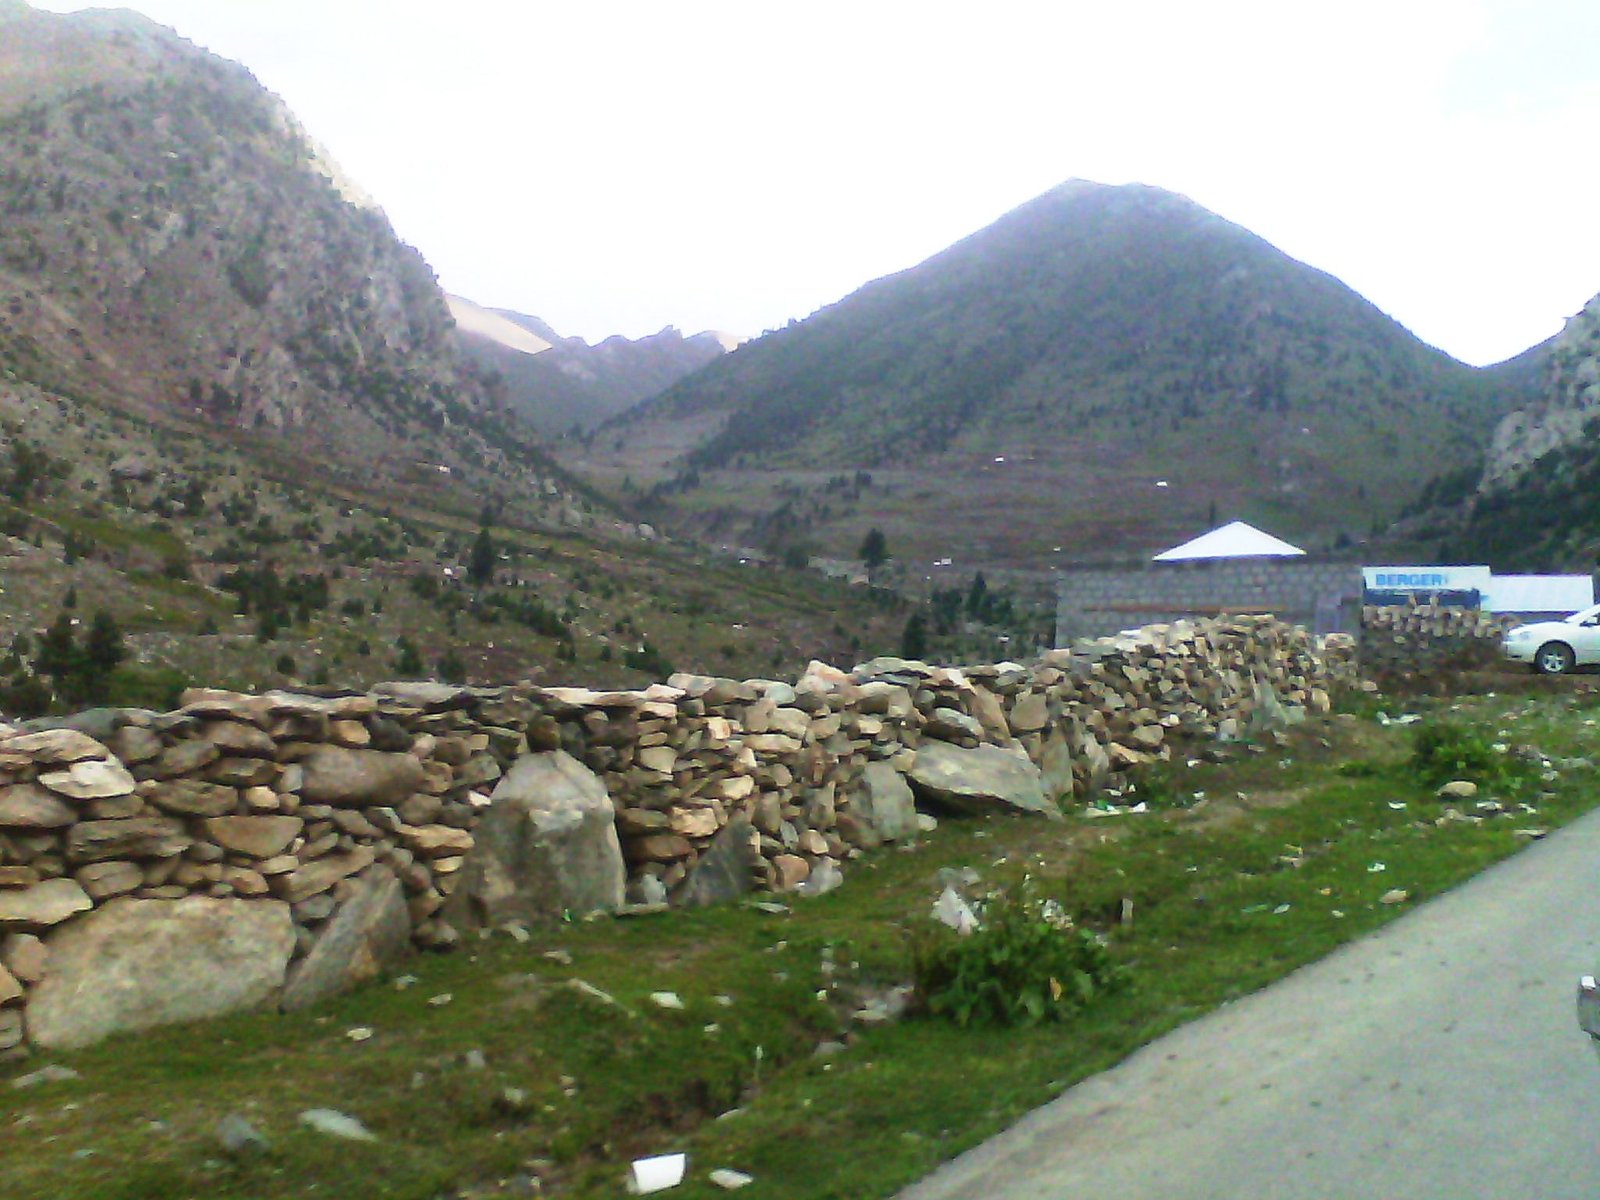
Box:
0 614 1333 1053
1362 604 1515 641
1360 604 1515 677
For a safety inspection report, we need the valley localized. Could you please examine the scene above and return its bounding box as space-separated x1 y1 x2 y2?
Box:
0 0 1596 711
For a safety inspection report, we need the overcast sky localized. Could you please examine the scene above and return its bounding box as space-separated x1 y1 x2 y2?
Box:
34 0 1600 364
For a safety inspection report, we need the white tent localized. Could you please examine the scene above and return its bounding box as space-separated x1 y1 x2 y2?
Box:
1153 520 1306 562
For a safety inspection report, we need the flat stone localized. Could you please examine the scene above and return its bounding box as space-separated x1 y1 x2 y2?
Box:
74 861 143 901
668 807 720 838
625 833 694 862
270 846 378 905
201 722 277 758
202 816 303 859
109 725 162 765
0 729 109 764
400 824 474 858
0 784 77 828
298 747 425 807
67 817 191 863
906 742 1059 820
1438 780 1479 800
925 707 985 743
207 757 278 788
39 759 136 800
146 779 238 817
637 745 678 774
148 739 220 778
0 878 93 929
27 896 294 1049
616 807 670 835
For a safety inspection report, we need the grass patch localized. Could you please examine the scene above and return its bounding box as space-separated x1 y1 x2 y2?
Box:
4 693 1598 1198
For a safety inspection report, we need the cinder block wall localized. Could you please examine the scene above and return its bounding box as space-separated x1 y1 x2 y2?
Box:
1055 559 1363 644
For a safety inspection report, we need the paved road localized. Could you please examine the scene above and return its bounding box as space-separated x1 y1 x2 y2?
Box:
898 806 1600 1200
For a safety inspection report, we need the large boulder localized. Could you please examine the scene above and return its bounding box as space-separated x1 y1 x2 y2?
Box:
297 747 424 806
675 816 762 908
1039 726 1076 804
906 742 1060 820
444 751 624 928
26 896 295 1049
280 866 410 1012
851 761 920 841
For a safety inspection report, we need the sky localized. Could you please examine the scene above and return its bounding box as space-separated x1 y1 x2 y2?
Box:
32 0 1600 365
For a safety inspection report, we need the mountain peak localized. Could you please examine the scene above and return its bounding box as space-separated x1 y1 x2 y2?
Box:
607 178 1517 564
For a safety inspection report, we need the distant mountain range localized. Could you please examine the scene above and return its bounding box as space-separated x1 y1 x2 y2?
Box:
579 181 1541 566
448 295 739 434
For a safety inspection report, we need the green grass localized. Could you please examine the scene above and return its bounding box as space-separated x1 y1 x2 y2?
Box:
4 690 1598 1198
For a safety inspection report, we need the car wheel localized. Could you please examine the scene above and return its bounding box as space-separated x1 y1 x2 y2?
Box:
1535 642 1576 675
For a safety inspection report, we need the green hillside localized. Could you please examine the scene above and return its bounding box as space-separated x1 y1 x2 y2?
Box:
590 182 1533 566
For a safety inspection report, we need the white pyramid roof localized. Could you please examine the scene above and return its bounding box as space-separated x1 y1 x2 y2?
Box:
1152 520 1305 562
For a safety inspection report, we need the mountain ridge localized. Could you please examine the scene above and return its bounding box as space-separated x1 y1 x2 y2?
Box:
584 180 1536 565
449 295 736 433
0 0 597 528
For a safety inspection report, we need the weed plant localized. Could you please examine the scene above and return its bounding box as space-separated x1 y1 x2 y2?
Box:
910 881 1126 1027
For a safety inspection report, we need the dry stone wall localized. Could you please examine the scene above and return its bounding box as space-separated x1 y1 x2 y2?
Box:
1359 604 1516 678
0 614 1337 1055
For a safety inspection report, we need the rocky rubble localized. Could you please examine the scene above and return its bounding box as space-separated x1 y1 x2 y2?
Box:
0 614 1335 1052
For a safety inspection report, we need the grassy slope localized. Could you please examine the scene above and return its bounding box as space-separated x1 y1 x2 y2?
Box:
581 182 1531 566
0 380 910 710
5 684 1597 1198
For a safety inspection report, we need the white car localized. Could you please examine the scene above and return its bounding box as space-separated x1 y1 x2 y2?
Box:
1502 603 1600 674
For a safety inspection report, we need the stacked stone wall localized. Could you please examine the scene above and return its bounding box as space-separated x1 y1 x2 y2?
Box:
0 614 1338 1054
1358 604 1516 677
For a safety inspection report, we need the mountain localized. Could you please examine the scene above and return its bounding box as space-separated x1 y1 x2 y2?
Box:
0 2 905 712
0 0 573 511
1418 291 1600 570
583 181 1533 567
448 295 737 434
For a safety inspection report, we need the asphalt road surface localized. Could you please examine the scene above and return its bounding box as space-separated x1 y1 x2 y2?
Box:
898 806 1600 1200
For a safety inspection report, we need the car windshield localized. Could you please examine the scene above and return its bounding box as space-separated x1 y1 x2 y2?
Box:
1564 604 1600 624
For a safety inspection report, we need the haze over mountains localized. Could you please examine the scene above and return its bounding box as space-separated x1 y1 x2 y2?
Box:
447 294 738 434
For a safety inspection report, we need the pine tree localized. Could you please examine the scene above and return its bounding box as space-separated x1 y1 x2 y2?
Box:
900 611 929 660
965 571 988 619
34 610 81 685
395 636 423 677
468 526 496 586
860 528 889 571
83 611 126 677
